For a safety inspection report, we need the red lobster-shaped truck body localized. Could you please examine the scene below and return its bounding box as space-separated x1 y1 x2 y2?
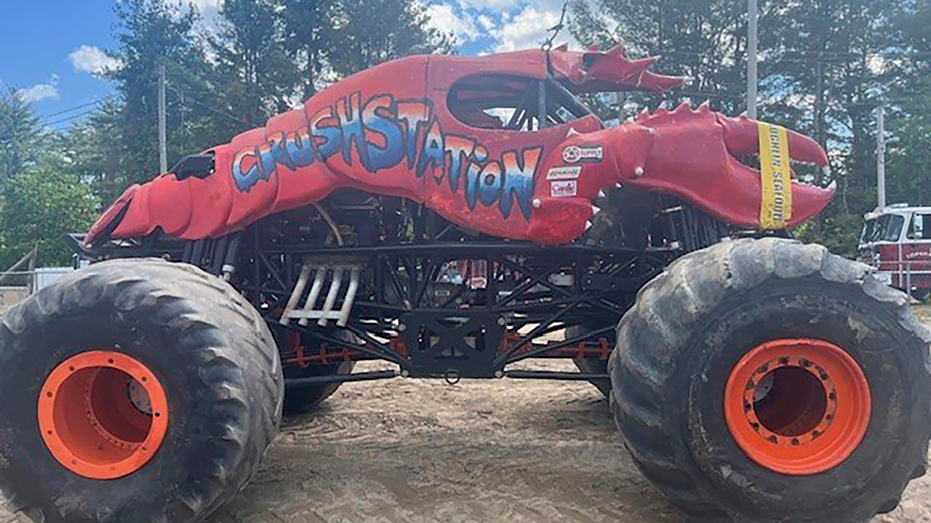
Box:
87 45 833 245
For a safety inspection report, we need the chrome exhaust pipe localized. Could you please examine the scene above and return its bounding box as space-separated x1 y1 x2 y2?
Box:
298 267 327 327
317 267 344 327
337 267 360 327
280 264 312 326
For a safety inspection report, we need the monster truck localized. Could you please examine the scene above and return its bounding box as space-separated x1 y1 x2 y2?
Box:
0 42 928 523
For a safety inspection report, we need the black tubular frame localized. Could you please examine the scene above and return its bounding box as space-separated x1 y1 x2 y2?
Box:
72 191 738 384
235 237 675 378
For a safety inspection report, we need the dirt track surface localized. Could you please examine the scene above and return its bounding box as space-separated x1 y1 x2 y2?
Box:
204 359 931 523
4 349 931 523
205 360 682 523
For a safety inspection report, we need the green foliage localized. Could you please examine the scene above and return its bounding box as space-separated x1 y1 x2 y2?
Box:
278 0 337 98
0 152 98 268
888 85 931 207
0 90 96 270
213 0 297 128
570 0 750 114
326 0 453 77
64 98 127 205
0 88 44 184
571 0 931 255
110 0 218 184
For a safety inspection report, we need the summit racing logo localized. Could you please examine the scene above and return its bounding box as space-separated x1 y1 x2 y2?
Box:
231 91 543 220
562 145 603 164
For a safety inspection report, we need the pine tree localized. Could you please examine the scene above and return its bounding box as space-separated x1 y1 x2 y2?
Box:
326 0 453 78
278 0 337 99
0 88 44 185
109 0 215 182
213 0 297 130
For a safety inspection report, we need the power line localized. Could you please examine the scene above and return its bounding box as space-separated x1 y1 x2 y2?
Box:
168 85 256 127
41 99 103 120
45 109 99 128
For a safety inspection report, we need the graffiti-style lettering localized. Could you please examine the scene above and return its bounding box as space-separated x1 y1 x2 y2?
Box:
397 101 432 169
256 142 276 180
232 147 262 192
478 162 503 208
337 92 370 170
230 92 544 221
285 128 316 169
268 132 295 171
310 107 341 160
444 136 476 193
500 147 543 219
464 145 488 210
363 95 404 171
417 119 445 180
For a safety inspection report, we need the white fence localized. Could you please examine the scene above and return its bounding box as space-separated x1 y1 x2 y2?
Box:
0 267 76 312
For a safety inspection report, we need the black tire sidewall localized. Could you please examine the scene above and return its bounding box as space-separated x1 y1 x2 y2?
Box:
673 278 929 522
0 263 278 523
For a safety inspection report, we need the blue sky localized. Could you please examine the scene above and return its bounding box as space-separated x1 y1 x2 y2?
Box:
0 2 118 127
0 0 576 130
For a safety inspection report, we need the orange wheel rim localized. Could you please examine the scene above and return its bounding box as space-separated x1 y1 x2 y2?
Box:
38 351 169 480
724 339 871 476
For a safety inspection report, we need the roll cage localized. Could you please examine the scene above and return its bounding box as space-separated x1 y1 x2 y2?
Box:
447 73 600 132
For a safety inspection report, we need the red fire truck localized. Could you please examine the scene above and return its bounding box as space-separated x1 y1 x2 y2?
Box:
858 204 931 298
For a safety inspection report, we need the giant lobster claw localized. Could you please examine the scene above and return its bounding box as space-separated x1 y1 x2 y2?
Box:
530 102 834 240
624 104 834 229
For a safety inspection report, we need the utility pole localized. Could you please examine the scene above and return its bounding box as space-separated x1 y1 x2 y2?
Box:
157 63 168 174
747 0 759 119
877 105 886 210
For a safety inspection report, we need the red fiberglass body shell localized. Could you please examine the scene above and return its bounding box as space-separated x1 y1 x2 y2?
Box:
87 46 834 246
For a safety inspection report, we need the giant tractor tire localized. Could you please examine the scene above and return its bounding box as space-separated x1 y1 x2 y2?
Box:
0 259 283 523
611 238 931 523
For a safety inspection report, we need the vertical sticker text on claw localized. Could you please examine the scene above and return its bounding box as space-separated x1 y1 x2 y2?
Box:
758 122 792 229
551 180 578 198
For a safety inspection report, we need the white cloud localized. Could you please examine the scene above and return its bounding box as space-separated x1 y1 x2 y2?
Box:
19 75 60 104
476 14 495 30
144 0 221 11
491 5 577 53
867 55 887 75
69 45 122 76
426 3 480 44
457 0 565 13
184 0 222 10
457 0 518 10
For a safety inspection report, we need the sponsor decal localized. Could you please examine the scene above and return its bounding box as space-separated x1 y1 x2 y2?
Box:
546 165 582 180
562 145 603 164
757 122 792 229
551 180 578 198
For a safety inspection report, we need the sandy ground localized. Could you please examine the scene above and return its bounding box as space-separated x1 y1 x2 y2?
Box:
198 360 931 523
3 313 931 522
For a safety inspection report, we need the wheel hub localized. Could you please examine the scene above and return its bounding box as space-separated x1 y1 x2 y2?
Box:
724 339 871 476
128 379 153 415
38 351 169 480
